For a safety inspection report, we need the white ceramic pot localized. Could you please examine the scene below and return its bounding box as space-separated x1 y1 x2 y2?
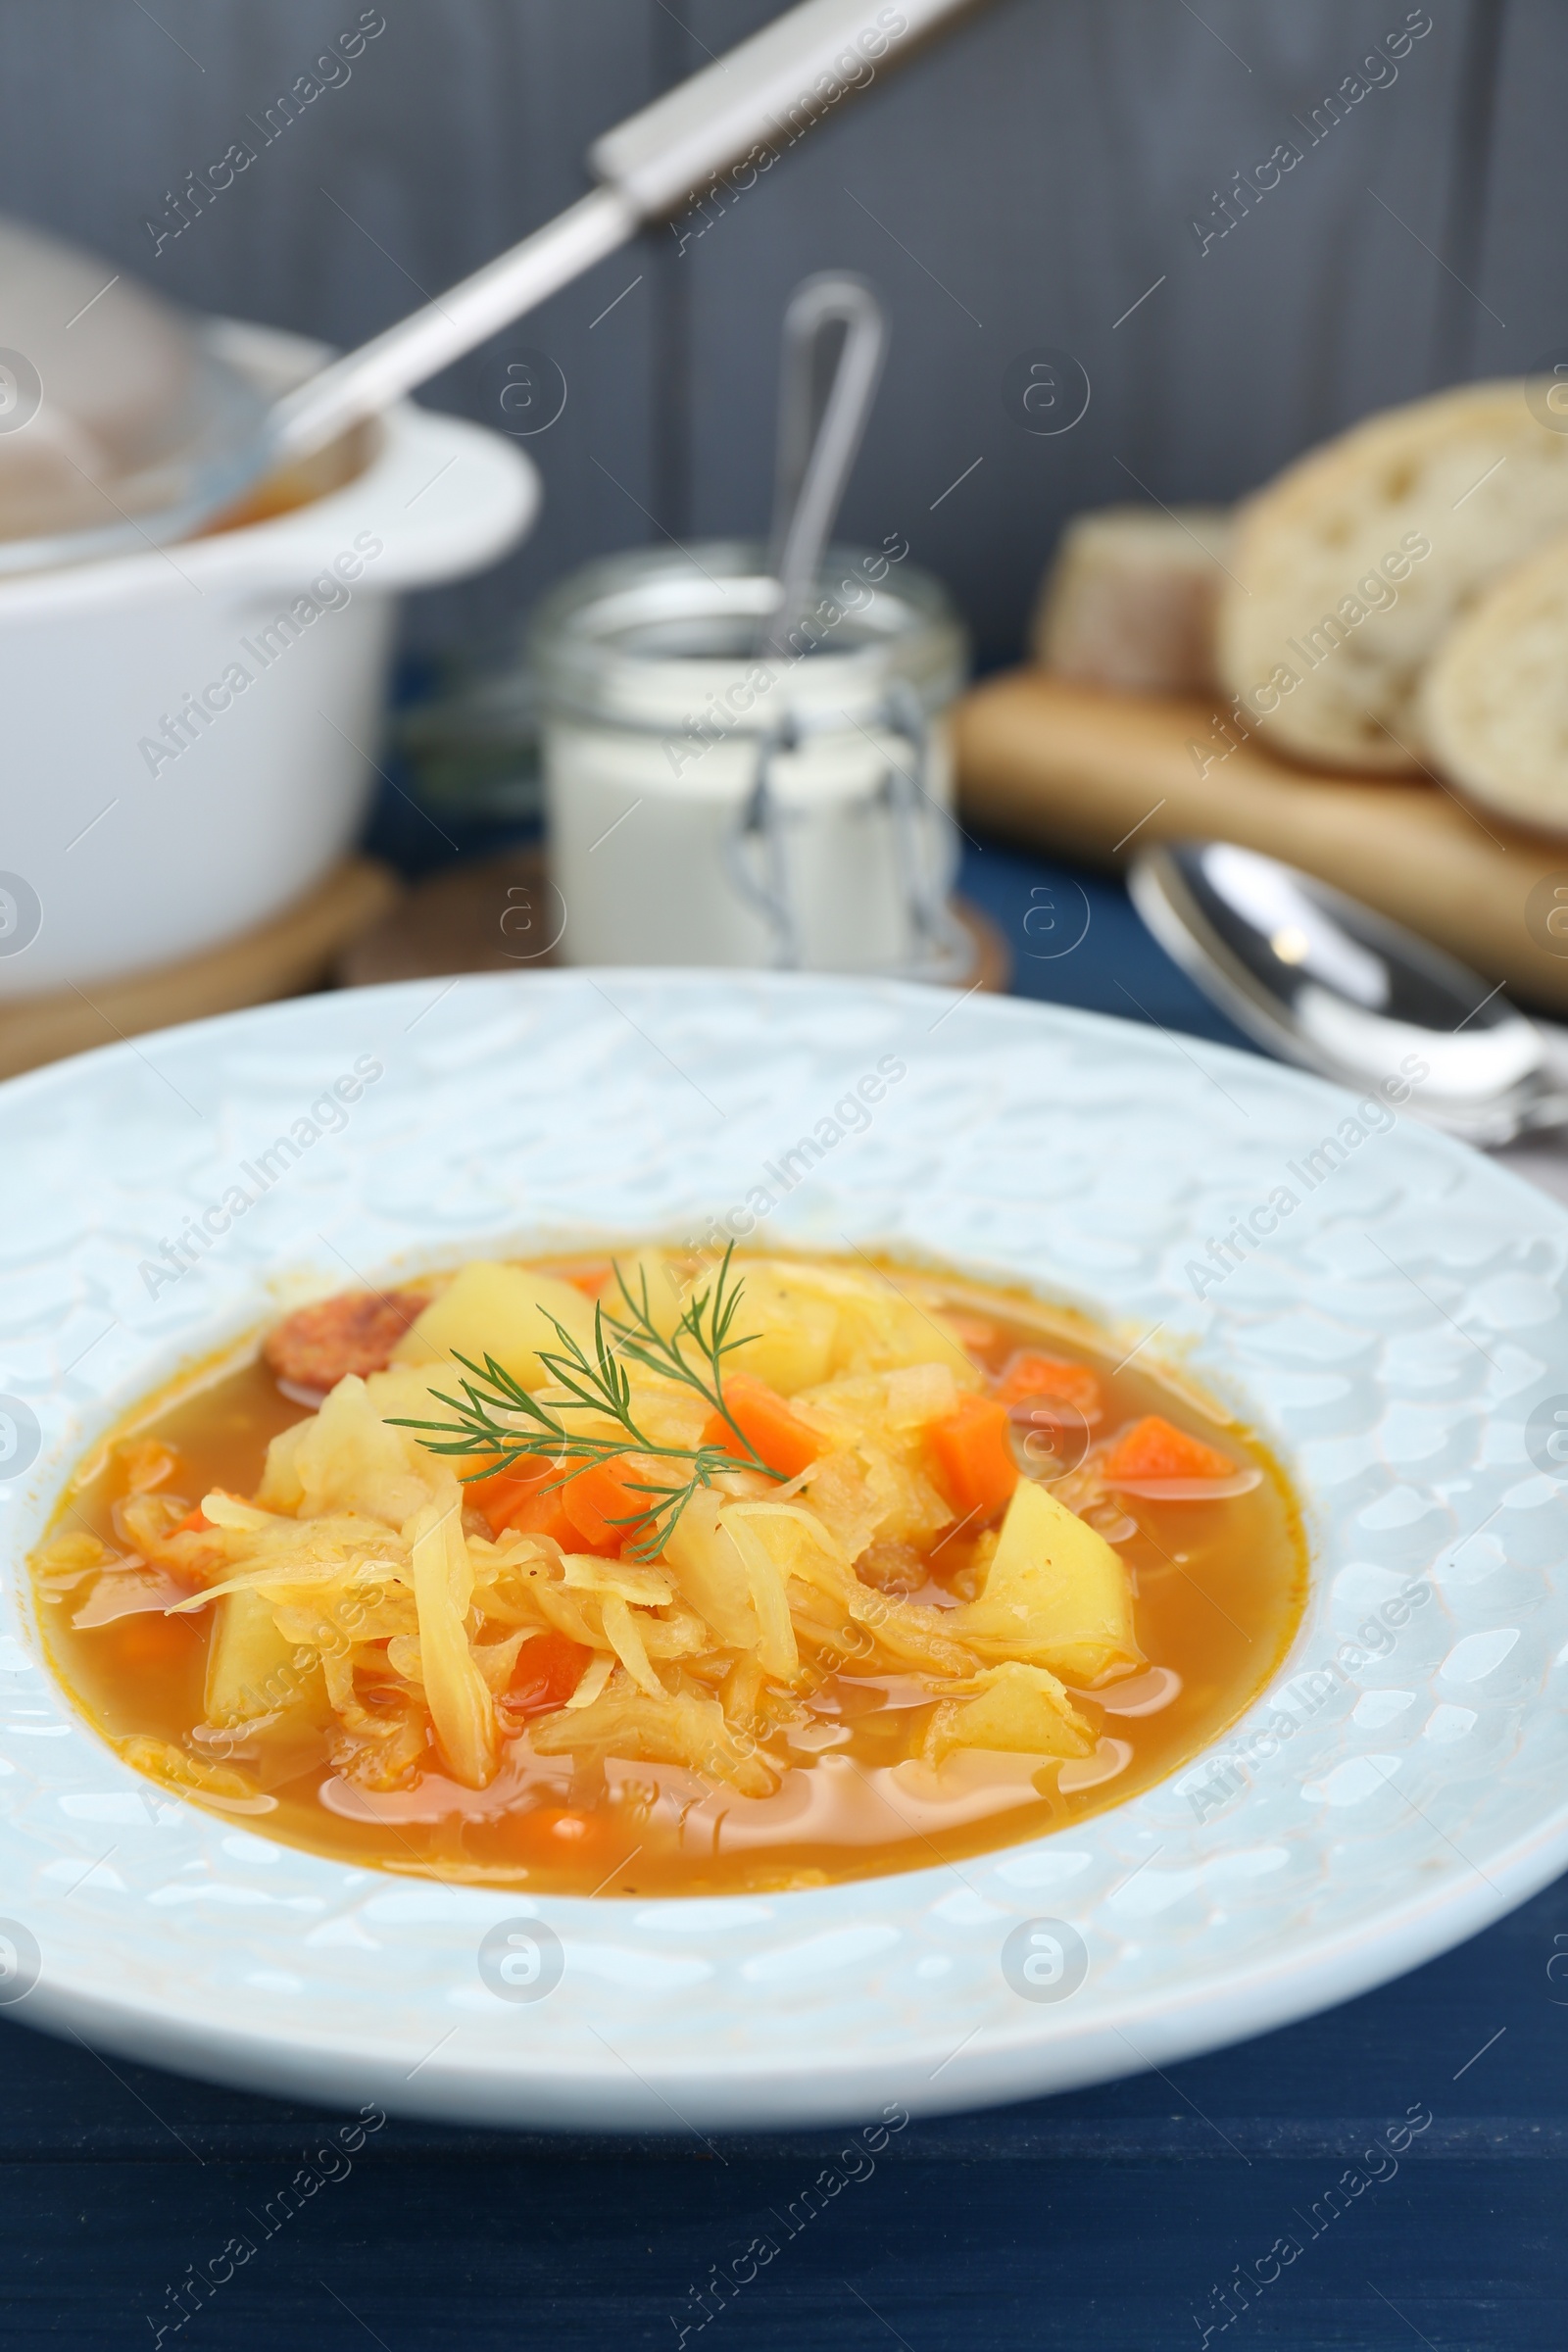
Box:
0 319 537 997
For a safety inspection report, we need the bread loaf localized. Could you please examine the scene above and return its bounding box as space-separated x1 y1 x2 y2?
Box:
1033 505 1230 695
1422 529 1568 833
1217 381 1568 773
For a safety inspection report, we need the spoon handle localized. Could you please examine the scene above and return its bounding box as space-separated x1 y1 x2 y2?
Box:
268 0 974 466
758 273 888 660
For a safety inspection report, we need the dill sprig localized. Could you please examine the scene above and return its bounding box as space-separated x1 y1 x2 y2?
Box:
386 1246 781 1559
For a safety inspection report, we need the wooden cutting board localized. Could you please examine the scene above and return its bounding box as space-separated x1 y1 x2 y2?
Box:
0 858 400 1082
955 670 1568 1013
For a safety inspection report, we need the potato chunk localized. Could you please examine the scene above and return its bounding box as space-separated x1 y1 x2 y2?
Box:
391 1261 597 1393
925 1661 1096 1763
723 1266 840 1395
204 1586 304 1726
259 1371 439 1528
754 1259 980 1385
608 1249 686 1338
954 1475 1140 1686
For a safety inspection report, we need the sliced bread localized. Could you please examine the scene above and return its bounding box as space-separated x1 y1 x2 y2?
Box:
1217 381 1568 772
1422 529 1568 832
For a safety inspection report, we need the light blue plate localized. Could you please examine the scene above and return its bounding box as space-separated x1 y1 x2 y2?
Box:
1 972 1563 2130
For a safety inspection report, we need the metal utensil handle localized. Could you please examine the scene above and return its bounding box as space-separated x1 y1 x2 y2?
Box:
724 692 971 978
758 274 887 661
268 190 634 465
724 717 803 968
880 681 973 980
269 0 975 466
591 0 979 217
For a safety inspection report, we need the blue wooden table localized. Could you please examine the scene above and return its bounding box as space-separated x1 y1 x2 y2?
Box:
5 837 1561 2352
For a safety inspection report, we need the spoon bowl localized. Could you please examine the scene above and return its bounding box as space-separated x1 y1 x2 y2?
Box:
1129 839 1568 1145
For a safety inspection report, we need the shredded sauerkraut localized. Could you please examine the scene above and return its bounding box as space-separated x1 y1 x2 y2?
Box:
39 1252 1155 1807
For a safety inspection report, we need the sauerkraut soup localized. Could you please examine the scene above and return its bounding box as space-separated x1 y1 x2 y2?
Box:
31 1250 1305 1894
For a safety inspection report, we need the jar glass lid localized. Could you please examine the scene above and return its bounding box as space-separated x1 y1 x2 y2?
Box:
528 538 967 733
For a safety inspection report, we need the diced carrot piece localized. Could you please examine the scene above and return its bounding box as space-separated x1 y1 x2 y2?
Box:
173 1505 211 1535
556 1261 613 1298
924 1394 1019 1520
993 1351 1102 1419
533 1808 603 1843
508 1630 593 1713
474 1467 580 1543
561 1455 662 1553
1101 1415 1235 1484
468 1460 564 1539
512 1489 580 1547
497 1804 617 1863
702 1372 822 1479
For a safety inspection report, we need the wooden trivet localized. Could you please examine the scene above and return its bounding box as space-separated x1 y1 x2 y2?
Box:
339 848 1011 994
0 857 400 1082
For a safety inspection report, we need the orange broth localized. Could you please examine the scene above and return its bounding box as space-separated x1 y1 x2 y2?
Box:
30 1258 1307 1896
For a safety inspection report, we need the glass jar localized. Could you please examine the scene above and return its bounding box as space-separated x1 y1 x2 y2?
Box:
528 538 971 976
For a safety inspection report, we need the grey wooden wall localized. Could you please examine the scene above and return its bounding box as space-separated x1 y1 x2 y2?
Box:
0 0 1554 670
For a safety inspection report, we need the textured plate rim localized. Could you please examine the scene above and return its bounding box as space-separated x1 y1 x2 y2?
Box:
1 969 1563 2131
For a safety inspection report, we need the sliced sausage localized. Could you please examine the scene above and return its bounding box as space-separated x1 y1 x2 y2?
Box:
264 1289 430 1395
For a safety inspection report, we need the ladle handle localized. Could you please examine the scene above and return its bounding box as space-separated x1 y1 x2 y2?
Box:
268 0 976 465
590 0 975 215
268 189 635 463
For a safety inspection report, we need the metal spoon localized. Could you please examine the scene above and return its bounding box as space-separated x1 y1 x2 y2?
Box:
1129 839 1568 1146
755 271 887 659
0 0 972 576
